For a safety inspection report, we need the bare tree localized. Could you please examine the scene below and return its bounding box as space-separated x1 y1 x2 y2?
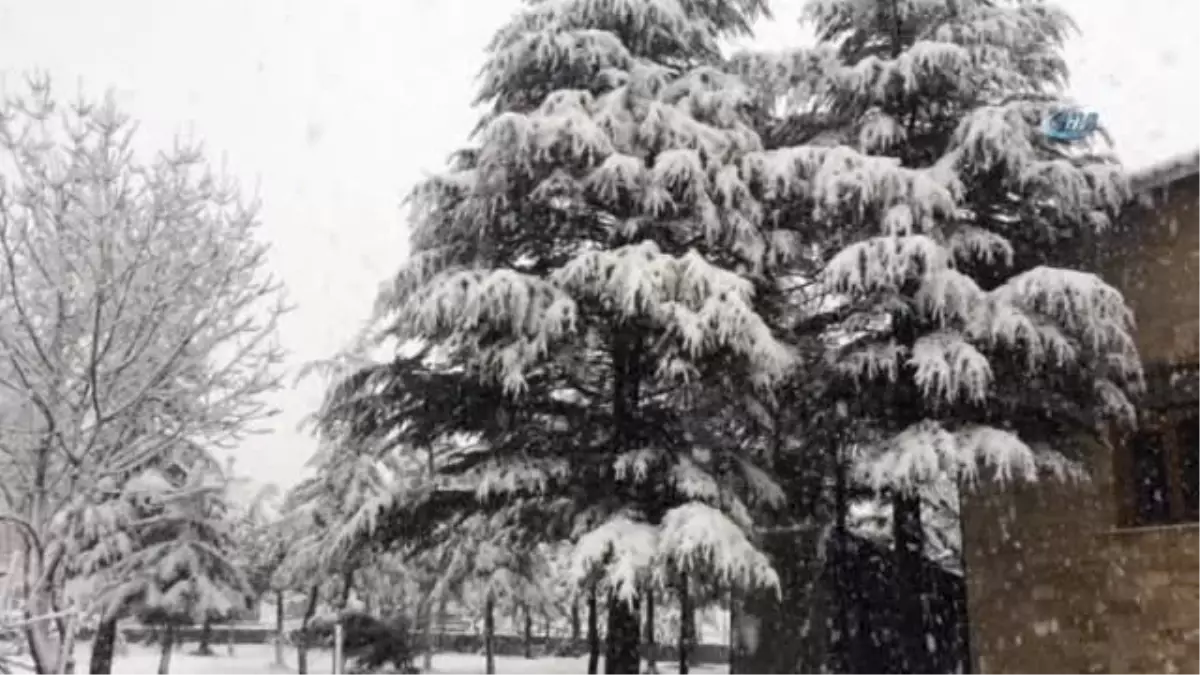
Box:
0 75 285 673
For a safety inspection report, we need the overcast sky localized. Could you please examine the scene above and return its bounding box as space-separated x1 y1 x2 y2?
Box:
0 0 1195 489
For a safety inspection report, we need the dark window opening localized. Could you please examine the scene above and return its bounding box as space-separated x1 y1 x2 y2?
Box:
1126 407 1199 527
1132 428 1171 524
1122 363 1199 528
1178 414 1199 521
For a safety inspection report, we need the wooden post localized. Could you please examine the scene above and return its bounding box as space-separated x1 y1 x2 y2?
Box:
333 622 343 675
56 610 78 674
729 587 740 674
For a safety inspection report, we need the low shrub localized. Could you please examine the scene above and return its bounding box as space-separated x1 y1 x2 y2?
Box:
294 612 418 674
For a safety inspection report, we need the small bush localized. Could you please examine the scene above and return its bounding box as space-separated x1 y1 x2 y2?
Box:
294 612 419 674
551 640 587 657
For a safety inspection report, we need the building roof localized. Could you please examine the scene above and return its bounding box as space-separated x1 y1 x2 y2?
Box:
1130 149 1200 193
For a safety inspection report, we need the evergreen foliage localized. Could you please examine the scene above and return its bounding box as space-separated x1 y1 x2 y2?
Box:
307 0 1142 672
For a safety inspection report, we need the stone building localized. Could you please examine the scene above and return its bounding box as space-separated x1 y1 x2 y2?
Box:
961 150 1199 673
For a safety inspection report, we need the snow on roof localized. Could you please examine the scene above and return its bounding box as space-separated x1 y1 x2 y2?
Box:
1130 148 1200 193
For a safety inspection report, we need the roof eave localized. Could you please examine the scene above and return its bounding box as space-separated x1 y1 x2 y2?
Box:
1129 149 1200 193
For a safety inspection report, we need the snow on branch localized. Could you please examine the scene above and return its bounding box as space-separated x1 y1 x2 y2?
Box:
571 513 658 604
478 29 636 108
741 144 961 227
824 234 951 294
948 103 1130 224
725 45 841 110
856 419 1085 495
468 456 572 499
989 266 1141 382
0 79 282 670
947 225 1014 267
553 242 796 382
829 41 973 102
386 268 579 392
910 331 993 404
656 502 778 595
482 0 763 85
570 501 779 608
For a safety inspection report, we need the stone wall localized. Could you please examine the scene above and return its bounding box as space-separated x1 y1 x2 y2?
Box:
961 442 1118 674
961 170 1200 673
1100 173 1199 364
1104 525 1200 673
963 431 1200 673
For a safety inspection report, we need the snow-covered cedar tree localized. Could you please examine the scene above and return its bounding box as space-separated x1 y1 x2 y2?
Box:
225 472 285 602
414 516 507 672
300 350 505 547
0 78 285 674
266 504 331 675
731 0 1138 493
221 475 292 669
272 449 390 597
412 517 558 673
272 444 419 661
726 0 1139 670
110 455 249 616
55 439 224 674
363 0 897 669
89 452 251 675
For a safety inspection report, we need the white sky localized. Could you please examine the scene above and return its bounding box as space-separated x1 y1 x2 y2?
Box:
0 0 1195 489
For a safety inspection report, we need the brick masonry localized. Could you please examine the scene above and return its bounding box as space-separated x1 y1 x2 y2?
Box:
961 170 1200 674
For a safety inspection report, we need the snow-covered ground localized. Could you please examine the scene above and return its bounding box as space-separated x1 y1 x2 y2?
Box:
70 643 727 674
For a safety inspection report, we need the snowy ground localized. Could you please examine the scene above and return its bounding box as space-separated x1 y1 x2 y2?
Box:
69 642 727 674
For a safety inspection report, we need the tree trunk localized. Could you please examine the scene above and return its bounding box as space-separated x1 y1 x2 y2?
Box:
727 588 742 674
421 602 434 672
24 587 64 674
483 593 496 675
57 611 78 675
894 491 927 674
571 596 582 646
644 588 658 674
340 570 354 609
586 584 600 675
297 585 319 675
734 418 835 675
197 618 214 656
25 624 52 675
157 625 175 675
678 576 692 675
734 522 832 675
955 478 976 674
89 617 118 674
422 590 446 672
522 604 533 659
606 322 642 675
603 591 640 674
273 591 286 666
828 452 851 675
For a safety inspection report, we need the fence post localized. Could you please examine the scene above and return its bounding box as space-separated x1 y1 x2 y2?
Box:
332 622 343 675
